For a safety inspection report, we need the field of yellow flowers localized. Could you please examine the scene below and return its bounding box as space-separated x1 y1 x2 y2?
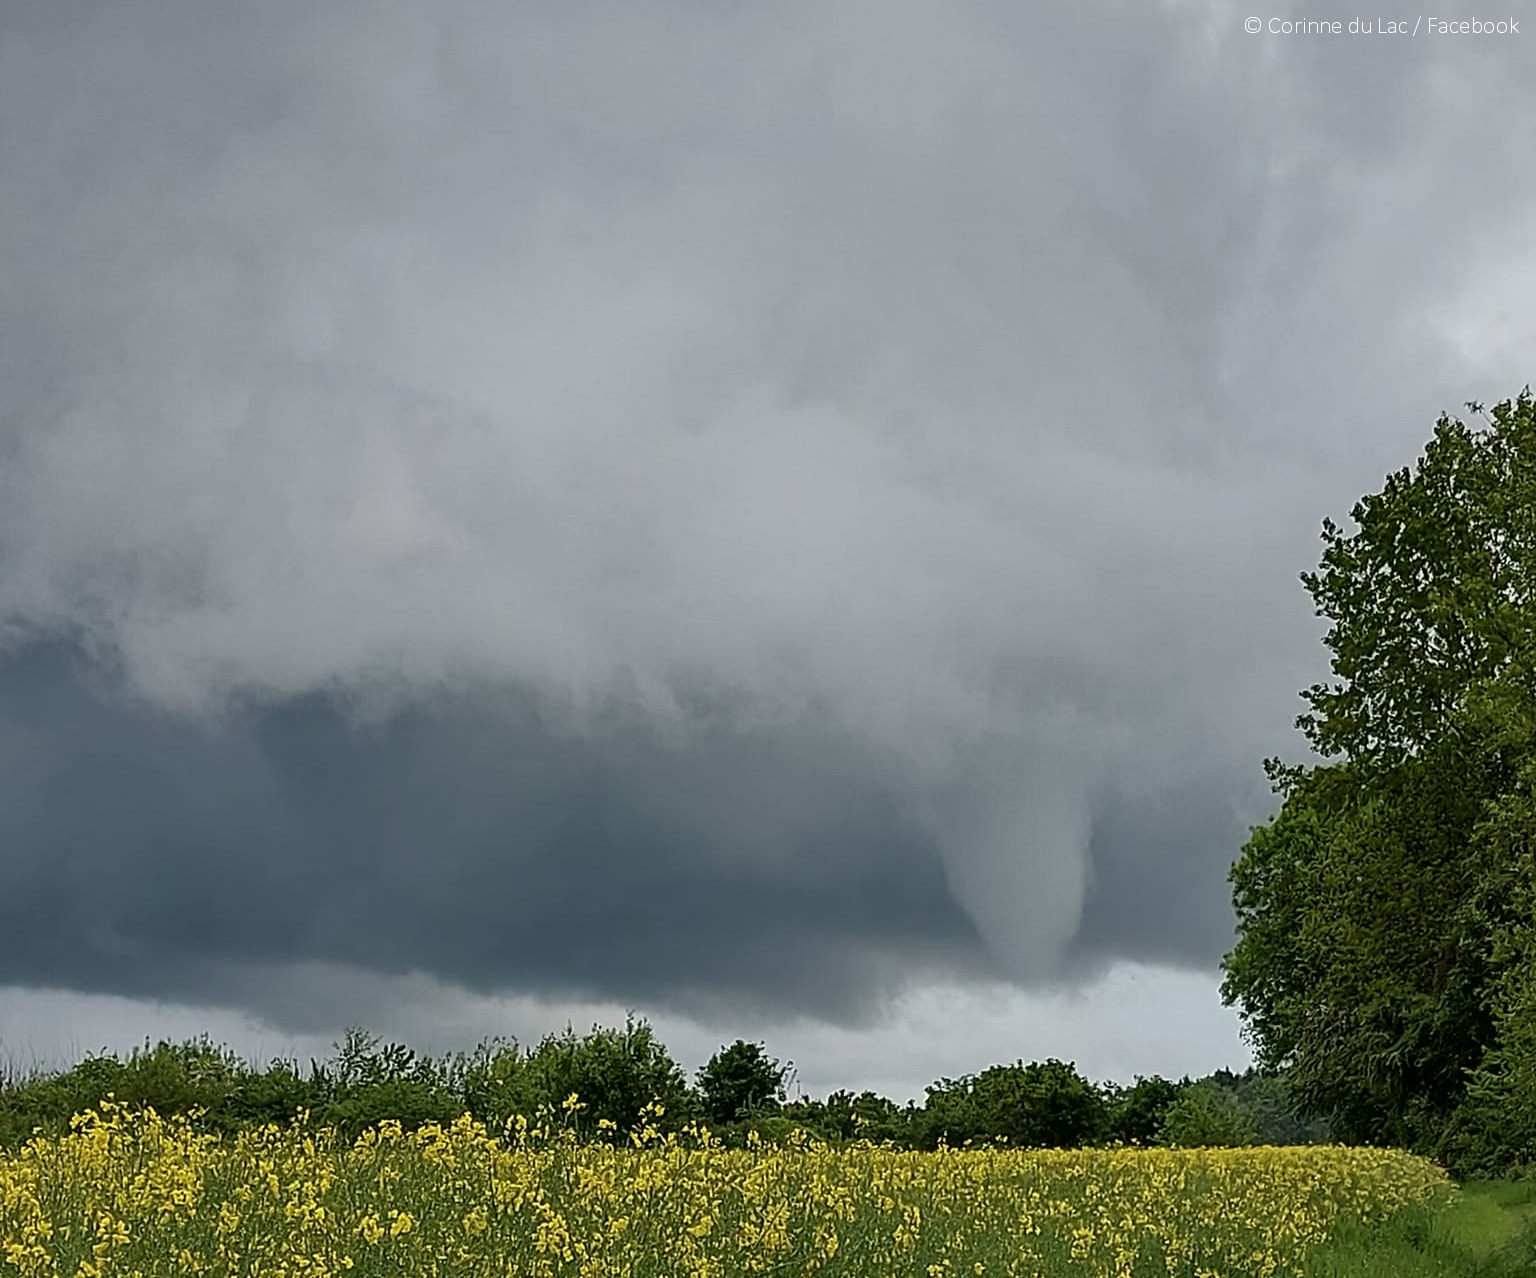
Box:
0 1094 1451 1278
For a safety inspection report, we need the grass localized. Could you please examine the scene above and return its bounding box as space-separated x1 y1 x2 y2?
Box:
1302 1178 1536 1277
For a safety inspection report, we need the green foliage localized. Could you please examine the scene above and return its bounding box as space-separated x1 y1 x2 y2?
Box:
1225 753 1505 1149
1157 1080 1258 1148
1222 388 1536 1173
696 1039 789 1126
0 1025 1320 1162
223 1058 326 1131
1105 1075 1182 1145
794 1088 912 1145
1300 1179 1536 1278
441 1035 538 1133
979 1058 1107 1149
1440 820 1536 1175
518 1015 700 1139
0 1036 257 1147
915 1059 1105 1150
0 1052 127 1147
1295 391 1536 773
1104 1069 1325 1149
1219 1069 1331 1145
300 1027 463 1143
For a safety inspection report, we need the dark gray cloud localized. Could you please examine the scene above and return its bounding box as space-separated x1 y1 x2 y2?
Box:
0 643 982 1028
1 0 1533 1051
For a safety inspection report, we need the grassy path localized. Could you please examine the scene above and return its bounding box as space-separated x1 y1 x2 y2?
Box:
1302 1179 1536 1277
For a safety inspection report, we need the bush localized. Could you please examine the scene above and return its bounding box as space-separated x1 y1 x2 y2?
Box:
697 1040 789 1126
1106 1076 1182 1145
518 1015 700 1139
1158 1082 1259 1148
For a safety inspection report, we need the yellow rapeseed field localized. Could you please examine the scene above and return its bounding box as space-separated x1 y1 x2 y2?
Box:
0 1094 1451 1278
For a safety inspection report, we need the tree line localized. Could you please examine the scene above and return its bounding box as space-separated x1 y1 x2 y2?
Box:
0 1018 1322 1154
1221 388 1536 1177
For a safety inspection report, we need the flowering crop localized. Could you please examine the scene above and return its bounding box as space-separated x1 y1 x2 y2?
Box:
0 1094 1451 1277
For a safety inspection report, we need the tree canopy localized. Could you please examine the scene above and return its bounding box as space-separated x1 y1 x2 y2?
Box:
695 1039 790 1127
1222 389 1536 1172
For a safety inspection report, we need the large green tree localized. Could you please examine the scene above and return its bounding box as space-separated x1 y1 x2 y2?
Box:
1221 389 1536 1168
696 1040 790 1126
915 1059 1106 1150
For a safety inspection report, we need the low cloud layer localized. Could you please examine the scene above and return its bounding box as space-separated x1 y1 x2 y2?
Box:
1 0 1533 1046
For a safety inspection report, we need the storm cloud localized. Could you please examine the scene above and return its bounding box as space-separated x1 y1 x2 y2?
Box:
1 0 1533 1073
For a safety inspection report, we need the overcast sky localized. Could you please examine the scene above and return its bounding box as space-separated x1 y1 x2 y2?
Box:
1 0 1532 1104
